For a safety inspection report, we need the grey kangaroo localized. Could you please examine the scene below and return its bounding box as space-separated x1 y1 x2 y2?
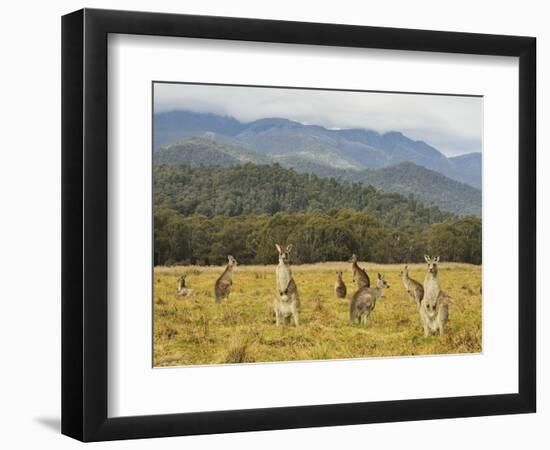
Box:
349 254 370 288
349 273 390 326
420 255 449 336
273 244 300 326
400 265 424 308
214 255 237 303
335 271 347 299
176 274 194 297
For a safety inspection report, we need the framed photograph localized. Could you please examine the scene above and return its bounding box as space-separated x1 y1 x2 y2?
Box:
62 8 536 442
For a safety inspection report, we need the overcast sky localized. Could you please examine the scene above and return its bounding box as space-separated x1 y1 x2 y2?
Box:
154 83 483 156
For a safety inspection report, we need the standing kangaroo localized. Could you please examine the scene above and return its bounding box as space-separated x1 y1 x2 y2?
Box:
176 274 194 297
420 255 449 336
400 265 424 308
349 254 370 288
349 273 390 326
335 271 347 299
273 244 300 326
214 255 237 303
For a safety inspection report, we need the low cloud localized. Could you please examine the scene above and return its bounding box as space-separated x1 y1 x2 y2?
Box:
154 83 482 157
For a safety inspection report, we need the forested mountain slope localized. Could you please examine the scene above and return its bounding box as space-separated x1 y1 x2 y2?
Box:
154 138 481 216
153 163 454 227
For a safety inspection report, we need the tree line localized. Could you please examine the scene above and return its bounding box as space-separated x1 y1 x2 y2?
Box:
154 206 481 266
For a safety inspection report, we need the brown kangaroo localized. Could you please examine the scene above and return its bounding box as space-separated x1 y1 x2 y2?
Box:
214 255 237 303
335 271 347 299
273 244 300 326
349 273 390 326
420 255 449 336
349 254 370 288
400 265 423 308
176 274 194 297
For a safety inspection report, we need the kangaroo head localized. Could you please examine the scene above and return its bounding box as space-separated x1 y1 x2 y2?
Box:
424 255 440 274
227 255 238 267
275 244 293 263
376 273 390 289
400 265 409 277
336 271 343 280
349 254 358 263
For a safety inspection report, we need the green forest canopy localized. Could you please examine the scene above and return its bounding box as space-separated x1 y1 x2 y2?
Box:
154 207 481 266
154 163 481 266
154 163 453 227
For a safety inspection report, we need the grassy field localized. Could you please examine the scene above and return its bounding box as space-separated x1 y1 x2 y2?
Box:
153 262 482 367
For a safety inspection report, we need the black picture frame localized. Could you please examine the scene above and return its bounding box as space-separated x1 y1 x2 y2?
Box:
62 8 536 442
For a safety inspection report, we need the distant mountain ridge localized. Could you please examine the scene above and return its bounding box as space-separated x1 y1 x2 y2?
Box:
448 153 482 189
154 109 481 189
154 136 481 216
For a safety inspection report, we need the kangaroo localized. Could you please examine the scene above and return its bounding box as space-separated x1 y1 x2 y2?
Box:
349 254 370 288
400 265 423 308
335 271 347 299
214 255 237 303
420 255 449 336
273 244 300 326
176 274 194 297
349 273 390 326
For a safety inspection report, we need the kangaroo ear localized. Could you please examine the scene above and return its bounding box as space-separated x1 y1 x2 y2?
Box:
286 244 293 253
275 244 282 253
424 255 430 263
377 273 382 279
435 256 440 262
404 265 408 270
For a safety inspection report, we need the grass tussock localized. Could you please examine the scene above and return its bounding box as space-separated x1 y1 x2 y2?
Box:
222 331 257 364
153 262 482 367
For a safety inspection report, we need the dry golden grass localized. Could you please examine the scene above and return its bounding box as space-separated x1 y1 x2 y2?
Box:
153 262 482 367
